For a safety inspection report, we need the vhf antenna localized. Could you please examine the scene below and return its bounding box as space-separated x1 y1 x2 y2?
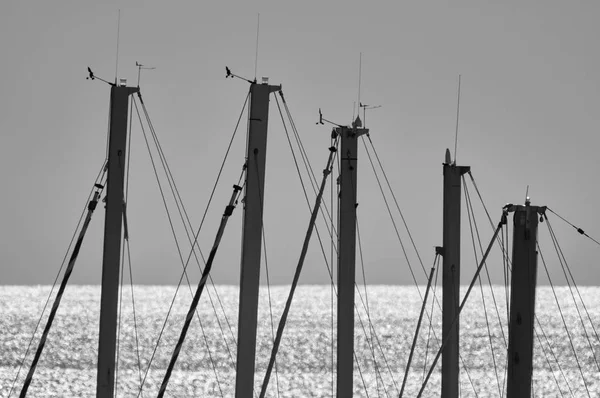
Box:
87 67 114 86
136 62 156 87
359 102 381 128
225 66 255 84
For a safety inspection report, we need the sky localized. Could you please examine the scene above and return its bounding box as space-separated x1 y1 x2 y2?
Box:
1 1 600 286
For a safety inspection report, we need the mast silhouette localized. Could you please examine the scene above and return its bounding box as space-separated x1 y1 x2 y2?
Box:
506 200 546 398
336 116 368 397
96 83 138 398
441 149 469 398
235 78 281 398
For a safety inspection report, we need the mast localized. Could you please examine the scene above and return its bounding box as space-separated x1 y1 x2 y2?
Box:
441 149 469 398
506 200 546 398
96 83 138 398
235 79 280 398
336 117 368 398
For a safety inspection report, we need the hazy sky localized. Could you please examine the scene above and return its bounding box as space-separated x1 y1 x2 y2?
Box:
1 1 599 286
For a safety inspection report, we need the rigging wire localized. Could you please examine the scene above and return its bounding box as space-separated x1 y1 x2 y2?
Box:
537 242 592 397
134 89 251 384
258 139 338 398
156 182 243 398
463 178 508 346
547 207 600 247
132 98 235 397
251 148 282 398
115 84 137 396
9 162 107 398
544 217 600 372
139 96 238 377
545 216 600 353
361 137 478 395
280 92 339 244
364 135 427 277
417 211 506 398
535 316 575 396
18 187 104 398
330 133 337 397
421 258 439 385
274 95 336 282
534 324 570 397
124 86 146 397
399 255 438 398
346 137 401 396
356 217 386 397
463 181 502 396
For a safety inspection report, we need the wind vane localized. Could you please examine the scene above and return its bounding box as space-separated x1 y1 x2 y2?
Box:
136 62 156 87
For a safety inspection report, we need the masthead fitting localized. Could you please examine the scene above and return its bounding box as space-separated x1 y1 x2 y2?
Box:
445 148 452 165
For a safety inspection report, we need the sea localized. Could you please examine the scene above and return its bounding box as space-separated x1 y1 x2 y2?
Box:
1 285 599 397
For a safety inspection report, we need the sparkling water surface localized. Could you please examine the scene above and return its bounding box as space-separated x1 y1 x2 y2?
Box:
1 285 599 397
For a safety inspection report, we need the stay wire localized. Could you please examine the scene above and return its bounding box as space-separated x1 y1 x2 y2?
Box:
155 181 242 398
416 214 506 398
545 217 600 371
463 181 502 396
139 98 237 376
251 149 282 398
361 138 421 285
399 255 438 398
537 242 591 397
356 217 387 397
124 90 145 397
362 138 477 394
115 87 137 396
365 135 426 276
421 256 440 385
274 96 336 283
347 148 398 396
140 91 249 360
534 324 570 397
18 188 104 398
547 207 600 247
258 139 338 398
546 215 600 351
9 161 107 398
535 315 575 396
330 135 337 397
140 96 237 355
280 93 338 244
463 179 507 347
133 99 237 397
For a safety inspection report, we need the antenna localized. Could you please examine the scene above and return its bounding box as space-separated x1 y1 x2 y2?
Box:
357 52 362 119
136 62 156 87
453 74 462 164
254 13 260 81
115 10 121 85
525 185 530 205
359 102 381 128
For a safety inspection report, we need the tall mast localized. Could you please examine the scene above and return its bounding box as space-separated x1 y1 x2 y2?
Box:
441 149 469 398
336 117 368 397
235 79 280 398
506 200 545 398
96 83 138 398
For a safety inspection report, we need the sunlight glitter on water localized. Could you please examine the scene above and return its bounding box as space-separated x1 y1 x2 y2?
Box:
1 285 599 397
